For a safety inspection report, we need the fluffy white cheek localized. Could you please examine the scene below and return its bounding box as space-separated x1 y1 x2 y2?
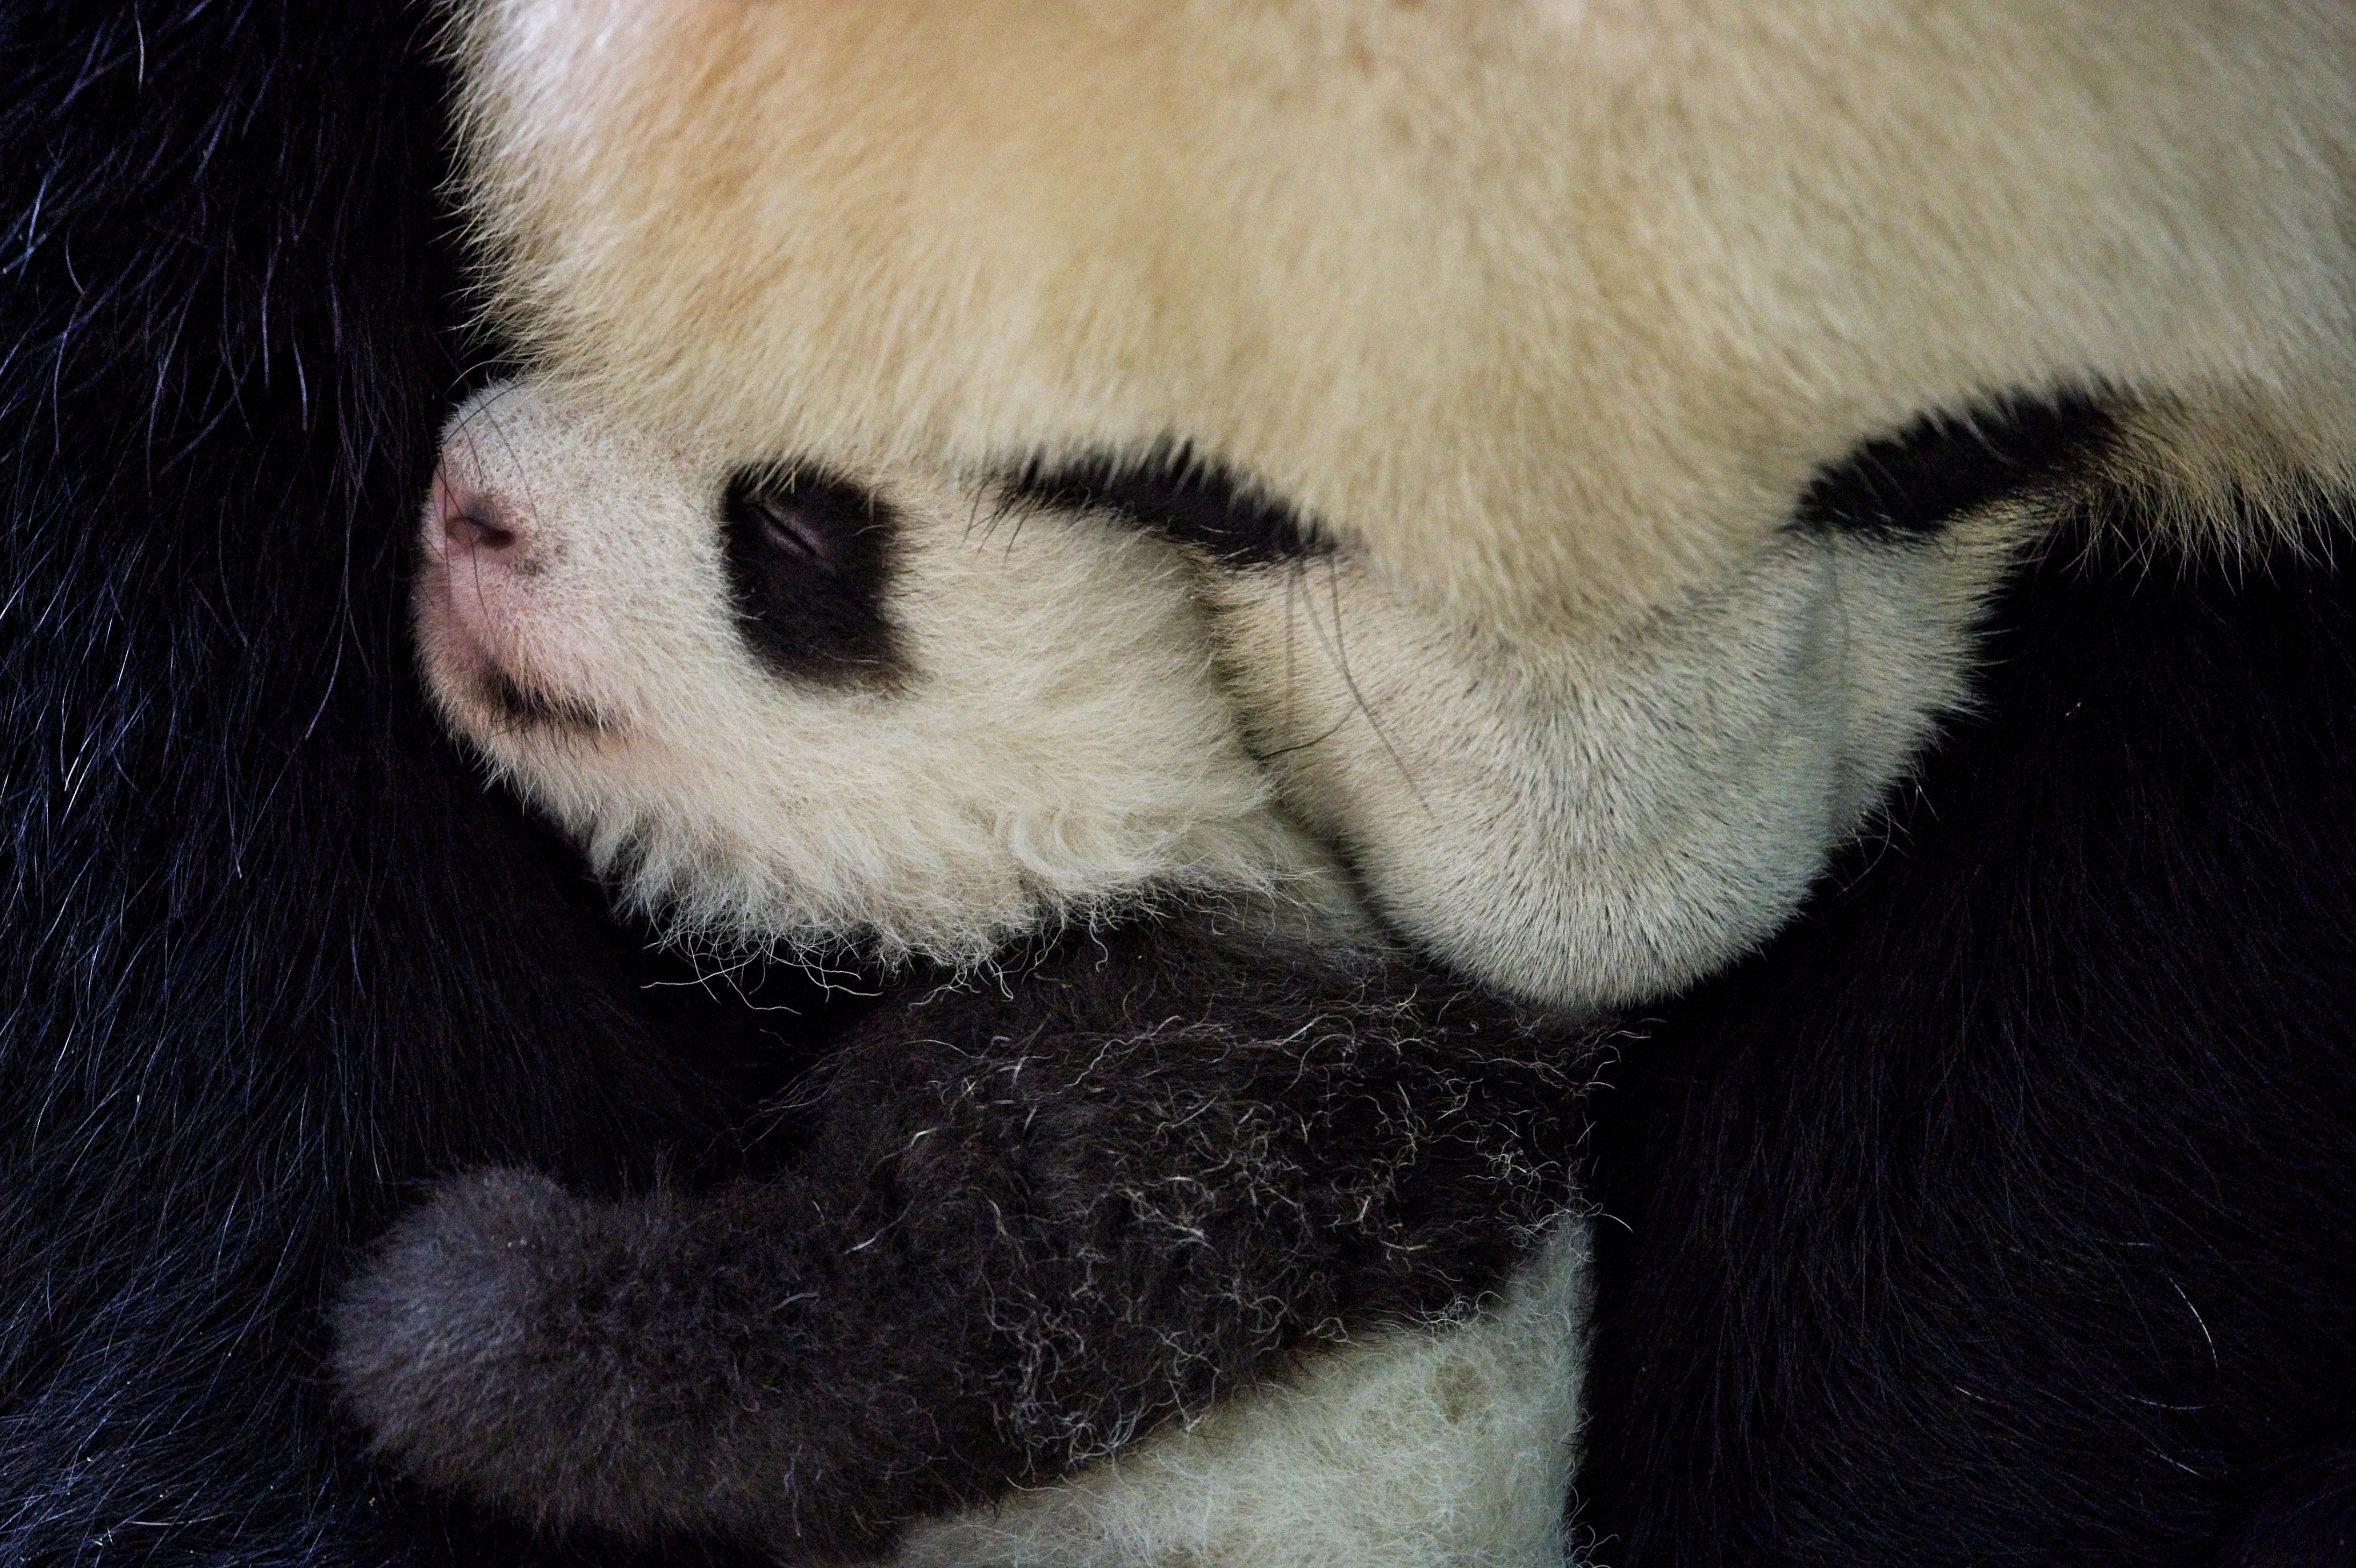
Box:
896 1223 1591 1568
1213 529 2001 1012
417 385 1356 965
520 516 1345 967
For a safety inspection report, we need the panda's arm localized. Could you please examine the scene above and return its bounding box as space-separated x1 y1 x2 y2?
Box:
333 925 1597 1560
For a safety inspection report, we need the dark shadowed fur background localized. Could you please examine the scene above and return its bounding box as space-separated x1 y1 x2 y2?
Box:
1581 523 2356 1567
0 6 813 1563
6 5 2356 1568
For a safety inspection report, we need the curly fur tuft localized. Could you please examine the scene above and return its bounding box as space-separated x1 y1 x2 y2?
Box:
336 922 1611 1561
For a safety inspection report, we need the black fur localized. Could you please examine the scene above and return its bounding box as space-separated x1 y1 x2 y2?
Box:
1579 513 2356 1566
1008 443 1328 565
1793 391 2119 539
0 6 822 1563
2217 1449 2356 1568
13 7 2351 1566
483 667 622 736
722 464 904 687
335 920 1605 1560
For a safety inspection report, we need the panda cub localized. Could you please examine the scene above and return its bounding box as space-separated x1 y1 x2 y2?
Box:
335 379 1603 1567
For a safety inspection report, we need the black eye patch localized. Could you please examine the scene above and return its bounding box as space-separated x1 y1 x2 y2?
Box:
1007 443 1328 565
1795 389 2120 540
721 464 903 686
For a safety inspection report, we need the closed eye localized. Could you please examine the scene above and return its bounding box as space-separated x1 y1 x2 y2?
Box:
748 495 829 565
720 464 903 686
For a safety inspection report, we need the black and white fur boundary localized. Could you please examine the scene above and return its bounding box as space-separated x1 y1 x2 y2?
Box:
351 362 2356 1568
0 6 789 1565
339 376 1608 1565
1579 510 2356 1567
430 5 2356 1555
404 377 2001 1020
335 366 2041 1563
447 0 2356 1022
338 924 1604 1563
11 6 2356 1567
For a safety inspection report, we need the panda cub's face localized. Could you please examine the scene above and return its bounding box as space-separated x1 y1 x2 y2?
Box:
414 379 1352 967
421 379 2010 1015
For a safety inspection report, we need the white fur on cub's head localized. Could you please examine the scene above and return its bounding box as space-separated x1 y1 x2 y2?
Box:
419 375 2006 1013
414 379 1352 967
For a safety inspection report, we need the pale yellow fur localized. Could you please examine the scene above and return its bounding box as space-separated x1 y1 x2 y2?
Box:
426 6 2356 1558
448 0 2356 631
894 1223 1593 1568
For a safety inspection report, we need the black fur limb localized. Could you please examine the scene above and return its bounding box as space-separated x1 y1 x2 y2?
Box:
1579 515 2356 1567
336 924 1604 1560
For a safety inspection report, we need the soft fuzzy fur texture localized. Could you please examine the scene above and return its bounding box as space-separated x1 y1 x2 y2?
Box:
437 0 2356 1016
0 5 800 1565
447 0 2356 625
893 1221 1592 1568
418 380 1359 969
1581 510 2356 1566
17 4 2356 1566
360 375 1600 1563
1206 514 2004 1009
419 376 2014 1013
337 924 1605 1562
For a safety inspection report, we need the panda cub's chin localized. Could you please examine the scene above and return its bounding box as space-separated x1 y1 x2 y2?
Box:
413 378 1368 968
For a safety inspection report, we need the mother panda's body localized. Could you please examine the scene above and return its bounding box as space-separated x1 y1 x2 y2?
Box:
5 4 2355 1567
434 2 2356 1564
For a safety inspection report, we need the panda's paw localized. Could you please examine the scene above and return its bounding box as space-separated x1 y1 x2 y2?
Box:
331 1165 930 1551
331 1167 672 1525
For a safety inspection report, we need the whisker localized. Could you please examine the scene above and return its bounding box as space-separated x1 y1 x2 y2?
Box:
1298 552 1435 818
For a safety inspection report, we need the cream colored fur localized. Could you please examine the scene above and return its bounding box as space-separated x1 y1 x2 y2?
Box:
411 373 1998 1561
1206 520 2010 1008
423 8 2356 1550
447 0 2356 630
894 1221 1593 1568
434 0 2356 1008
415 380 1589 1568
422 378 2001 1011
418 380 1359 967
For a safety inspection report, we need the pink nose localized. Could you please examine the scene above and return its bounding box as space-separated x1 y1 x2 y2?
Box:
432 467 525 561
